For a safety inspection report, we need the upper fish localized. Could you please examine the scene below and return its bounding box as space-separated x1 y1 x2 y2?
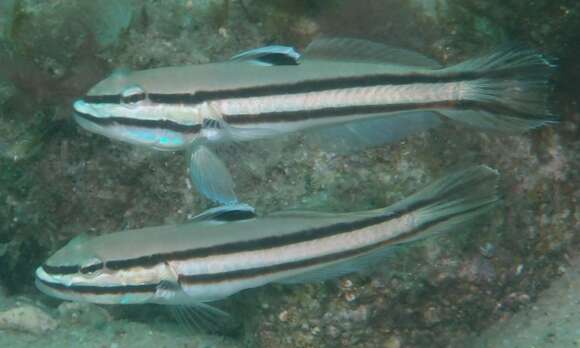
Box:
72 38 556 204
36 165 498 322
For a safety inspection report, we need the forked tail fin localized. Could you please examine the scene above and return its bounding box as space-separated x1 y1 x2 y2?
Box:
386 165 500 243
440 47 557 132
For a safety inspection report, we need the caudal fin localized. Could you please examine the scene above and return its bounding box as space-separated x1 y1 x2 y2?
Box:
386 165 500 243
440 47 557 132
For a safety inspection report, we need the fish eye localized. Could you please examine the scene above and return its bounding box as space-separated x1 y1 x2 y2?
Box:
79 262 104 275
121 85 146 105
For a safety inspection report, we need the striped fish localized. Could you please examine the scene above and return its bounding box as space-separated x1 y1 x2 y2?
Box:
72 38 554 204
36 165 499 326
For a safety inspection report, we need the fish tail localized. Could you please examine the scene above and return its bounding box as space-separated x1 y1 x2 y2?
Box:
386 165 500 243
440 47 558 132
276 165 499 285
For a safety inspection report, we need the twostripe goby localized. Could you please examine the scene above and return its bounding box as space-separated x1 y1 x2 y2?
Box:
72 38 555 204
36 166 498 311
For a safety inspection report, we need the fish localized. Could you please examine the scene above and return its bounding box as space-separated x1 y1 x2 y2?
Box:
35 165 499 328
72 37 554 204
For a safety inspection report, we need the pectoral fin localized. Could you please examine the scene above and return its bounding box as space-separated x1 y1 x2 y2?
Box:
170 302 235 334
188 144 238 205
158 281 236 334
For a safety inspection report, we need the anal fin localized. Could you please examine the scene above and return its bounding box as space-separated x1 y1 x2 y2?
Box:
305 111 442 154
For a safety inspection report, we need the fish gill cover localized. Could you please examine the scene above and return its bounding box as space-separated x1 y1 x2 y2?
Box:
0 0 578 347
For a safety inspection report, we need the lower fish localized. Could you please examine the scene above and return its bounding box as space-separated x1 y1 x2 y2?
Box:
72 38 555 205
36 165 499 327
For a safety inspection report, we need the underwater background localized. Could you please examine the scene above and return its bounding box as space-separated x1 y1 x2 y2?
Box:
0 0 578 347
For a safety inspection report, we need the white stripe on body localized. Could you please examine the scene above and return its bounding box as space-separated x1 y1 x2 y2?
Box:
216 82 464 118
173 213 418 302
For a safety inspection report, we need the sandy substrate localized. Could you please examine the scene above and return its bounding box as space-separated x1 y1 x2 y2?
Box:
0 316 241 348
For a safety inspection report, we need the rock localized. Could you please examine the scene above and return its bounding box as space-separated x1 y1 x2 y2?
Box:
0 305 58 334
57 302 110 327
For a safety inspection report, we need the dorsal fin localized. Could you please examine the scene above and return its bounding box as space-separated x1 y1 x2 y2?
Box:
66 233 90 247
304 37 441 68
189 203 256 223
230 45 301 66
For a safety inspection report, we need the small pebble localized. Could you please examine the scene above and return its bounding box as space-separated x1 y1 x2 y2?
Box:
340 279 353 289
344 291 357 302
278 310 289 322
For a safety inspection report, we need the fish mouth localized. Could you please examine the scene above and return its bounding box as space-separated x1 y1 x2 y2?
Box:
73 111 111 136
73 99 103 118
72 98 113 133
34 266 71 301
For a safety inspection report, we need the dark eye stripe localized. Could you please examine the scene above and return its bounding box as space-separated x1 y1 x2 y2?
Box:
122 93 146 104
43 262 105 275
80 263 105 274
42 264 80 275
83 95 121 104
74 111 203 134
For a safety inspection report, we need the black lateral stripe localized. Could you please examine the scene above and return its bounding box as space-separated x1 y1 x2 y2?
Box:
74 111 202 134
179 202 494 285
103 214 396 271
83 68 522 106
37 277 157 294
222 99 546 125
222 101 451 124
103 190 449 271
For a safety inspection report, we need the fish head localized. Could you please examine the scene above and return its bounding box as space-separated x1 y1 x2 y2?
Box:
35 233 154 305
73 69 201 151
35 233 101 302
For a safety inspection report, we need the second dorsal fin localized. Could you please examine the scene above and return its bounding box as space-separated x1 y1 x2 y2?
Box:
304 37 441 68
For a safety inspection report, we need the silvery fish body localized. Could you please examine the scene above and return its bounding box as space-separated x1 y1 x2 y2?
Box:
72 38 555 204
36 166 498 309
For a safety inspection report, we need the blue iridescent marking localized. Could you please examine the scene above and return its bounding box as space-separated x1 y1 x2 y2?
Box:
159 134 184 146
128 129 157 142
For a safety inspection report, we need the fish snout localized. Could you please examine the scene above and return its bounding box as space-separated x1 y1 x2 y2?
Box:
73 99 93 115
